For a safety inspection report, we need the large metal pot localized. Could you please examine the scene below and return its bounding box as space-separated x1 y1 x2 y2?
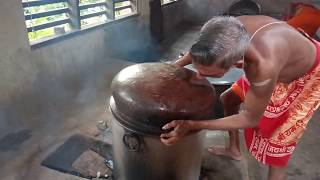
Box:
110 63 216 180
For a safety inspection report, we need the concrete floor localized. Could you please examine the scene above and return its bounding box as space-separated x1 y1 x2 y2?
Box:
1 25 320 180
0 59 133 180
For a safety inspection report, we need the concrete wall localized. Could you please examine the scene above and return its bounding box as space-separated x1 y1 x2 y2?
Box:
0 1 151 177
162 1 186 35
182 0 302 23
183 0 238 23
0 0 151 135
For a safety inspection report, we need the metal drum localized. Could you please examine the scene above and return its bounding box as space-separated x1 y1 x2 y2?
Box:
110 63 216 180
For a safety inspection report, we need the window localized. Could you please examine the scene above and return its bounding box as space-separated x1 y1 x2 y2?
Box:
22 0 137 44
161 0 178 5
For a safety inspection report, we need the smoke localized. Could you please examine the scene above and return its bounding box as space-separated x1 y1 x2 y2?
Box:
104 20 162 63
184 0 237 23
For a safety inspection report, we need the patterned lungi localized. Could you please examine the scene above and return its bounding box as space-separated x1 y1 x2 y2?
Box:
232 39 320 166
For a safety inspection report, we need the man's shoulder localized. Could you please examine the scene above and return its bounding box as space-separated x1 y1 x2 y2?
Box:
249 30 288 58
237 15 277 24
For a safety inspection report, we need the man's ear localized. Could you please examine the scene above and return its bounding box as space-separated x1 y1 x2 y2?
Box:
234 60 244 69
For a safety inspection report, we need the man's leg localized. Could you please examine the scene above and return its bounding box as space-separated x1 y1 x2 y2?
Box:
208 88 243 160
268 165 287 180
208 129 243 160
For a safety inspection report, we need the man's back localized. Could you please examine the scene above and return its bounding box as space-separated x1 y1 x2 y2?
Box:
238 15 317 84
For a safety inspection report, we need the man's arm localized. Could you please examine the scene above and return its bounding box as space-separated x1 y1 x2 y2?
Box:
166 43 279 130
161 66 278 146
189 77 276 130
161 34 287 145
173 52 192 67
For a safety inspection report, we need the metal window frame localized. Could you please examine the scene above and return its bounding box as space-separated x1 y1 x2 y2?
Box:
22 0 138 47
160 0 179 6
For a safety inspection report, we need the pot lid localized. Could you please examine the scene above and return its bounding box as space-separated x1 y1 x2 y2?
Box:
110 63 216 135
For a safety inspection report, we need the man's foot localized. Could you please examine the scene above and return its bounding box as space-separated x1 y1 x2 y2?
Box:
208 145 243 161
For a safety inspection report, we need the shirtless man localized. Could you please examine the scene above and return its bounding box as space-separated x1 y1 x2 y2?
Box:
160 15 320 180
203 1 320 166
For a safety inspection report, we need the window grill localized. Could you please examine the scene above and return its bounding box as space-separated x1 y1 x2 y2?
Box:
22 0 137 43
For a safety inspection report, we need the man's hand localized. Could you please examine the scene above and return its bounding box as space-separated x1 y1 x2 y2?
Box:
173 52 192 67
160 120 193 146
